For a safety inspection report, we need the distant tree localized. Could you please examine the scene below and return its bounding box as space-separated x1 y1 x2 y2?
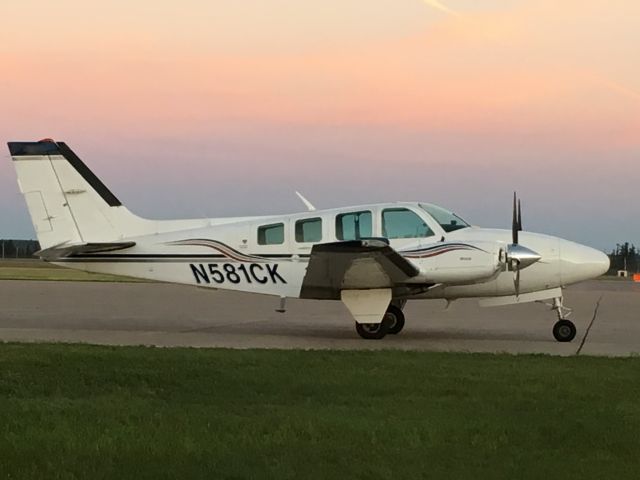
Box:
0 239 40 259
608 242 639 273
25 240 40 257
1 240 16 258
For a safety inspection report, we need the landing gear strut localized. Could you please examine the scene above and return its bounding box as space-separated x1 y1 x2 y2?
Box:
550 297 576 342
355 303 406 340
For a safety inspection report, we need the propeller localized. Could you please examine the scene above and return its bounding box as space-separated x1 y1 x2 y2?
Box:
506 192 541 297
512 192 519 245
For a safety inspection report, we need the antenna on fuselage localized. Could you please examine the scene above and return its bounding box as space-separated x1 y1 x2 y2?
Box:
295 191 317 212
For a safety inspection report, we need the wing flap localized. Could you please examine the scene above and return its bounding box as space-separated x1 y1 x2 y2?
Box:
300 239 420 300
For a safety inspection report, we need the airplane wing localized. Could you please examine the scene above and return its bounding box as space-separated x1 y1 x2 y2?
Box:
300 239 421 300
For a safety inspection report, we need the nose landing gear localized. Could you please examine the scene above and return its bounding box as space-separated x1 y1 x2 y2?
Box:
550 297 576 342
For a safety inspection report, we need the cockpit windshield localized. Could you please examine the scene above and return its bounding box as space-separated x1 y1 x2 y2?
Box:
419 204 470 233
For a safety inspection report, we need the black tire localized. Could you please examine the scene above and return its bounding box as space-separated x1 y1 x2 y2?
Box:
355 320 389 340
385 305 405 335
553 319 577 342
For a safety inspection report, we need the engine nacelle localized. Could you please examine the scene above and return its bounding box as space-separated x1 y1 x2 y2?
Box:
402 240 504 285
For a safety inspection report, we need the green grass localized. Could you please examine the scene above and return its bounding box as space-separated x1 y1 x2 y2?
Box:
0 345 639 479
0 260 146 282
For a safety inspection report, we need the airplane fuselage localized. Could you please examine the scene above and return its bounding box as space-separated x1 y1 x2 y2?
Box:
51 202 609 302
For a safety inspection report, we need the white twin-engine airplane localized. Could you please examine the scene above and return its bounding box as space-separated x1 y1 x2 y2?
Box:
8 140 610 342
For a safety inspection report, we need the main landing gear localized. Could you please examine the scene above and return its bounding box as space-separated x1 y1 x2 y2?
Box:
550 297 576 342
353 296 579 342
355 304 405 340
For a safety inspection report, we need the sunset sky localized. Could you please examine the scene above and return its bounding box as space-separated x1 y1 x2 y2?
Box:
1 0 638 249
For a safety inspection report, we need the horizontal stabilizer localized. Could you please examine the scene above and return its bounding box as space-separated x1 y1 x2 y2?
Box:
37 242 136 261
300 239 420 300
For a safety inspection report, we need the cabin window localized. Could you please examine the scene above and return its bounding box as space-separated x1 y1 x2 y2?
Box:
336 211 372 240
258 223 285 245
295 218 322 243
382 208 434 239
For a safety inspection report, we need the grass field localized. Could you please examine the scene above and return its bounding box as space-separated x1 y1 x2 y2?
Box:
0 344 639 479
0 259 146 282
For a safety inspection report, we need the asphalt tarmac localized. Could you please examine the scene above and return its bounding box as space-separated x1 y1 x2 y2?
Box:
0 279 638 356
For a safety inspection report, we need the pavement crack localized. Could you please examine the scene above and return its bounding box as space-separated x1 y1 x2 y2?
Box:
576 294 603 356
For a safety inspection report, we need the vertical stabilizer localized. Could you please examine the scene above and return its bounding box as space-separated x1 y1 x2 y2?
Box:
8 140 147 249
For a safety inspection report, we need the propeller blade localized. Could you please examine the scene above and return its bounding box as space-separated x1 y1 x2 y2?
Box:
512 192 519 244
508 193 533 297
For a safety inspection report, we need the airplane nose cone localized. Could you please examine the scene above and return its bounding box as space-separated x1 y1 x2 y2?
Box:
560 240 610 285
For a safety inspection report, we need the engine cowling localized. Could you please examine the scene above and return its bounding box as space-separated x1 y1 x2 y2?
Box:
402 240 505 285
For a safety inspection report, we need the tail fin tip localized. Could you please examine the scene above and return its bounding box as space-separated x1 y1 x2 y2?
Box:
8 139 60 157
8 139 122 207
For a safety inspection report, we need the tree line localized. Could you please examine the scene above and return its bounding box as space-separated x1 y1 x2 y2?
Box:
608 242 638 274
0 240 40 259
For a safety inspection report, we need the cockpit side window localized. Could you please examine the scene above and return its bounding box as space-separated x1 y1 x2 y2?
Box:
419 204 470 233
336 211 372 240
382 208 434 239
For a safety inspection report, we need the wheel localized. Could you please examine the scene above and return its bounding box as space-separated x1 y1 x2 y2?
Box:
385 305 405 335
355 320 389 340
553 319 576 342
